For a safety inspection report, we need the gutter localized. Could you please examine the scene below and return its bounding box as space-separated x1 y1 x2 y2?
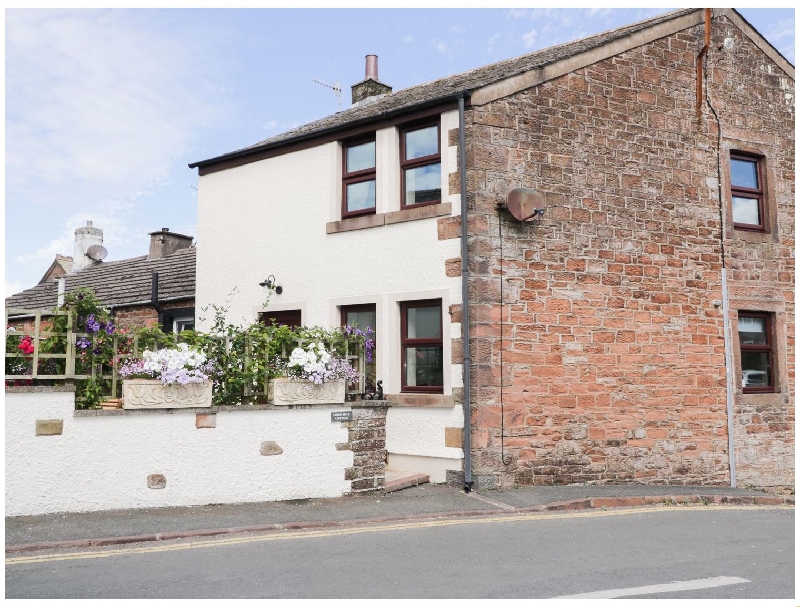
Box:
6 295 193 322
189 92 467 170
458 92 473 492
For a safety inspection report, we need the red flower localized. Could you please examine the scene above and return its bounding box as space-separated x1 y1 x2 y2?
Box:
18 336 35 355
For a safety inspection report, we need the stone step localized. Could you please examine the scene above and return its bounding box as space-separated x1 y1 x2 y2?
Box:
384 471 430 493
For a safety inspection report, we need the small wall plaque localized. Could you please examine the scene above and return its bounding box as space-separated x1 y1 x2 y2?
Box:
331 411 353 422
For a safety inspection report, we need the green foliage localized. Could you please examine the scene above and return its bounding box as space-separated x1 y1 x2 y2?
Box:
6 286 367 409
191 293 366 406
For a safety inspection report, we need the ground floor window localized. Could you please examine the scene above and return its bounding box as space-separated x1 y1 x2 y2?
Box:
738 312 774 392
341 304 377 393
260 309 302 329
400 299 443 393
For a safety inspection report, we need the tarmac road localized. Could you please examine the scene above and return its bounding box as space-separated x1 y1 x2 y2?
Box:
5 505 794 599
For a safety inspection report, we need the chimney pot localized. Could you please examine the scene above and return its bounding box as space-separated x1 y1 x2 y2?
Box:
352 54 391 106
162 228 169 232
365 54 378 79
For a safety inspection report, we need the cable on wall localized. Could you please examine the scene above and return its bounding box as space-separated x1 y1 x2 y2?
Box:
497 206 513 466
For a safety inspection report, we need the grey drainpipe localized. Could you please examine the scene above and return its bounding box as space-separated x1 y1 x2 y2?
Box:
458 93 473 492
151 272 164 328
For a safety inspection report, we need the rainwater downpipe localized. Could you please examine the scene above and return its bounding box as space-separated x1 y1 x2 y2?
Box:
700 9 736 487
458 93 473 492
151 272 164 329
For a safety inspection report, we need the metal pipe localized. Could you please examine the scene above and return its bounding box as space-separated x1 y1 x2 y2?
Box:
722 268 736 487
702 37 735 487
458 93 473 492
151 272 159 306
696 8 712 112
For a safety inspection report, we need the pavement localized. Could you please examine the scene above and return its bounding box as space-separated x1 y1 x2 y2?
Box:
6 483 793 554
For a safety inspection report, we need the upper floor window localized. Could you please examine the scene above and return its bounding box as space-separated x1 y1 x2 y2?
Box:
730 152 765 231
342 137 376 218
738 312 774 393
400 122 441 208
400 299 443 393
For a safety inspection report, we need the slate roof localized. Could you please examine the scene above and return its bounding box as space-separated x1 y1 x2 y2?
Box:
190 8 699 169
6 248 195 313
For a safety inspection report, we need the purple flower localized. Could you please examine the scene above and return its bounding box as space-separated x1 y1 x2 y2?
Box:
77 337 90 349
105 322 115 335
85 314 101 333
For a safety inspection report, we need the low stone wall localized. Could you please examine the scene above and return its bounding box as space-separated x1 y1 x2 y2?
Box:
5 387 389 517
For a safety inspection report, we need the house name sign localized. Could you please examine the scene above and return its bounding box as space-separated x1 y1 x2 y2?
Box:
331 411 353 423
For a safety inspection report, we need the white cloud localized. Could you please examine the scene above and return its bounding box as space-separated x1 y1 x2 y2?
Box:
522 29 538 48
5 9 226 290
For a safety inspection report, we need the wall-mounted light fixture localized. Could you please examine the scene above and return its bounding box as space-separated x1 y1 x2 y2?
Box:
259 275 283 294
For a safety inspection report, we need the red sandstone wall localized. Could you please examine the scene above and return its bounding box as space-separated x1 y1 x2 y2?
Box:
465 16 793 492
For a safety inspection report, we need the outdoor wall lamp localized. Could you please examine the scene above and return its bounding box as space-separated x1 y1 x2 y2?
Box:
259 275 283 294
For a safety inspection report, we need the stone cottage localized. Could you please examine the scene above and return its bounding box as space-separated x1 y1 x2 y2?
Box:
189 9 794 493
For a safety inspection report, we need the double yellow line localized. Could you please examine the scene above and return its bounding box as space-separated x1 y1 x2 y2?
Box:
7 504 790 566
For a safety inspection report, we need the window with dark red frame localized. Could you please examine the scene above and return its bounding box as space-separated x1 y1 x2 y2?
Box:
738 312 774 393
400 122 441 209
341 304 377 393
342 137 376 218
400 299 443 393
730 152 765 231
260 309 301 329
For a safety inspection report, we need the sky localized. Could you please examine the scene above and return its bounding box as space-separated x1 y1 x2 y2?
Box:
4 6 795 297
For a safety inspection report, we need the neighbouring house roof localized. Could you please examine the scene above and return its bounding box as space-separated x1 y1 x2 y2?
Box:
6 248 196 313
38 255 74 285
189 8 792 174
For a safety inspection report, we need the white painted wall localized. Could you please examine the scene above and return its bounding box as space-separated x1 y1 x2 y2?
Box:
5 390 353 516
196 109 465 475
386 405 464 482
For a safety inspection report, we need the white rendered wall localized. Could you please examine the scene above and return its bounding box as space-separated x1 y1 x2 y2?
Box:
5 391 352 516
386 405 464 482
196 109 465 475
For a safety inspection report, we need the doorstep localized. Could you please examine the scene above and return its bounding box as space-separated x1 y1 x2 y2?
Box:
385 470 430 493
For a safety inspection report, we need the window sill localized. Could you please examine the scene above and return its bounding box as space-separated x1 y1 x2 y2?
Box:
327 202 452 234
386 393 453 408
733 228 775 244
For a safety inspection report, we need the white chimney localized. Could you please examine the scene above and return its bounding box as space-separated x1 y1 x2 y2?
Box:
71 221 103 272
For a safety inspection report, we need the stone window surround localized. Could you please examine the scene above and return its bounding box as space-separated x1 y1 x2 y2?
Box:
328 290 456 406
729 298 787 398
722 141 778 242
327 111 456 235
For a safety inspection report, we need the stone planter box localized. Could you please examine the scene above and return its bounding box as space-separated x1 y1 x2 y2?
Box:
122 379 212 409
268 378 346 406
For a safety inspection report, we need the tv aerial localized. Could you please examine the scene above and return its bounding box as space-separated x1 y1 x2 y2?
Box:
312 78 342 107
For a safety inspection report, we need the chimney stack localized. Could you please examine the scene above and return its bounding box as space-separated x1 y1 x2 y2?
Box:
351 55 392 106
148 228 193 260
71 221 103 273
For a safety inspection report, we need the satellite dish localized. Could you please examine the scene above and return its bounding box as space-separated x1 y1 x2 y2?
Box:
506 188 545 222
86 244 108 261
